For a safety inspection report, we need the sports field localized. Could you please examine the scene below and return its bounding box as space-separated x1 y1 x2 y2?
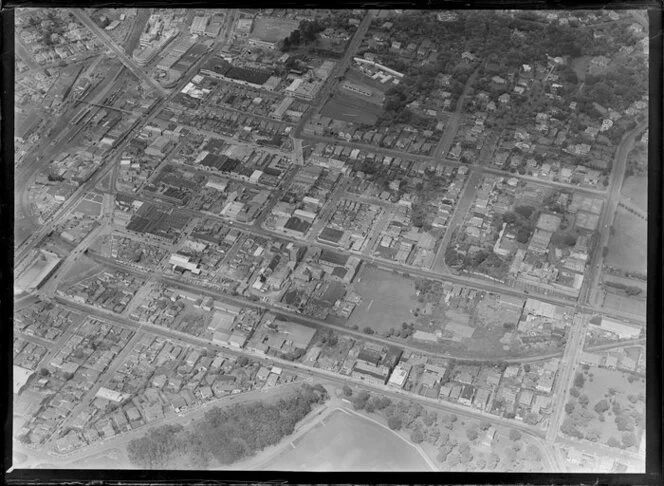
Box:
605 207 646 275
251 17 299 43
621 175 647 212
263 409 432 471
349 266 417 333
320 92 384 125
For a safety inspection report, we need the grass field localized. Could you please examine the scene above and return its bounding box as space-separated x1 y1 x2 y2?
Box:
263 409 431 471
251 17 299 43
349 266 417 333
320 92 384 125
75 199 102 217
605 207 646 275
568 366 645 451
621 176 647 212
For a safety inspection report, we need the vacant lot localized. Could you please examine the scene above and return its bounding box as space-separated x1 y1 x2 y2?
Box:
59 255 102 288
320 92 384 125
263 409 431 471
349 266 417 333
251 17 299 43
605 207 646 275
622 175 647 212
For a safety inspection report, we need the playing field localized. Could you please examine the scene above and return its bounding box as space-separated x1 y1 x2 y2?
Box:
251 17 299 43
621 175 647 212
320 92 384 125
605 207 647 275
263 409 432 471
75 199 102 217
349 266 417 333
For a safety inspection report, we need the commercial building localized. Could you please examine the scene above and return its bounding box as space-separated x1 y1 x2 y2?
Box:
190 16 209 35
351 360 391 386
387 362 411 389
595 317 642 339
14 249 62 294
168 253 201 274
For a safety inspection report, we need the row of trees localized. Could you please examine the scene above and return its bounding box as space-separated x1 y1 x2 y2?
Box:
127 384 328 468
280 19 327 52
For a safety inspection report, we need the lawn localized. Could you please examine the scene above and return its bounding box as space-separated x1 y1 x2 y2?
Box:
605 207 647 275
263 409 431 471
320 92 384 125
349 266 418 333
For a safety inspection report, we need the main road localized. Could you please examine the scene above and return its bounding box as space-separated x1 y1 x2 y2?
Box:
545 313 588 442
72 9 168 96
292 11 374 138
49 294 548 442
579 120 647 307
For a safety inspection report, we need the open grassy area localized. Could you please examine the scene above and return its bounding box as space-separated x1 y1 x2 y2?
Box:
621 176 647 212
59 255 102 288
263 409 431 471
349 266 418 333
320 92 384 125
250 17 299 43
605 207 646 275
563 366 645 452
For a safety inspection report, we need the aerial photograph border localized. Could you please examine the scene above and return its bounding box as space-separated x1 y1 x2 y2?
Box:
3 0 662 484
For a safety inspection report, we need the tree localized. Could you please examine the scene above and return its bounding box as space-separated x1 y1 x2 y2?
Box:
388 415 403 431
621 432 636 448
509 429 522 441
39 367 50 377
466 428 479 441
569 387 580 398
615 414 635 432
516 226 532 243
352 390 370 410
422 411 436 427
574 372 585 388
479 421 491 431
342 384 352 397
607 436 620 448
578 394 590 407
565 402 575 415
524 413 540 425
594 399 610 414
410 428 425 444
